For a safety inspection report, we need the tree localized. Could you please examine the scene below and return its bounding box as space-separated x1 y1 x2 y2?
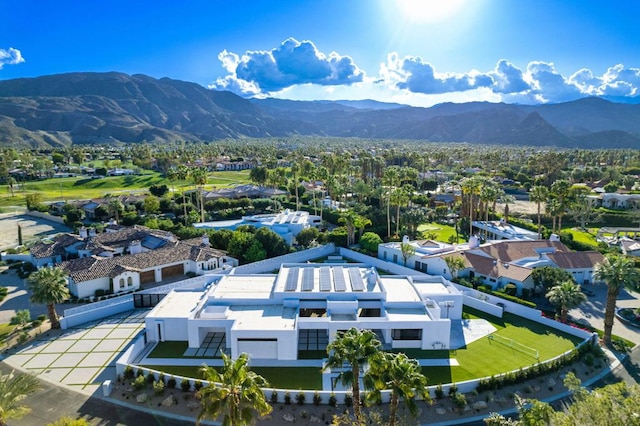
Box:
568 192 602 231
295 227 320 248
191 167 208 223
359 232 383 254
529 185 549 239
197 353 272 426
365 352 430 426
593 254 640 345
323 327 381 422
149 184 169 197
26 267 69 330
254 227 288 258
9 309 30 330
500 194 516 223
6 176 16 197
107 197 124 224
249 166 268 186
444 255 466 280
400 242 416 266
545 280 587 322
0 370 41 425
551 179 571 231
143 195 160 215
531 266 574 295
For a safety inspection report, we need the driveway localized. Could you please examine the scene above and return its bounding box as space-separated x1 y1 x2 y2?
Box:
0 211 70 251
568 281 640 344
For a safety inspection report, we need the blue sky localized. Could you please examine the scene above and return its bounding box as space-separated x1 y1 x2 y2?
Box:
2 0 639 107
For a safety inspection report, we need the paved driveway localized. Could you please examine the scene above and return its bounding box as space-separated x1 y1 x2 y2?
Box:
569 282 640 344
2 310 147 396
0 212 70 251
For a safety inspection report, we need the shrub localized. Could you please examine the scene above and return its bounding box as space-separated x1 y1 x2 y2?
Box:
167 376 176 389
153 380 165 396
146 372 156 384
344 393 353 407
296 391 306 405
95 289 105 297
37 314 47 322
329 393 337 407
124 365 135 380
132 375 146 390
452 392 467 410
284 391 292 405
31 319 42 328
181 378 191 392
449 383 458 396
313 391 322 406
194 380 203 392
270 391 278 404
435 383 444 399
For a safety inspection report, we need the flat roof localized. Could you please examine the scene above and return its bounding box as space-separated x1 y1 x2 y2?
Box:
380 277 421 303
412 281 451 296
228 305 296 331
276 264 381 294
385 307 430 321
147 290 202 318
211 275 276 299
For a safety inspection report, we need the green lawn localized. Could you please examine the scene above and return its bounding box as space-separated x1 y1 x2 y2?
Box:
417 222 462 243
423 307 583 385
0 170 252 208
0 323 17 347
563 227 599 249
141 365 323 390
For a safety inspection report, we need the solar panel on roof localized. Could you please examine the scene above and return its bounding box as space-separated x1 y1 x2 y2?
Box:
320 267 331 291
285 267 299 291
141 235 168 250
348 268 365 291
333 266 346 291
302 268 314 291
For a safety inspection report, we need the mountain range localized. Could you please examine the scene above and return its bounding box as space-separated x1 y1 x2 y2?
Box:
0 72 639 149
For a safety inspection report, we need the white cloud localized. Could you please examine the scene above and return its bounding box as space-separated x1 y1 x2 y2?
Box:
209 38 364 95
211 39 640 105
0 47 25 69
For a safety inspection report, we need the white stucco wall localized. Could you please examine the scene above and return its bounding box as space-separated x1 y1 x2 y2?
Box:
74 277 110 299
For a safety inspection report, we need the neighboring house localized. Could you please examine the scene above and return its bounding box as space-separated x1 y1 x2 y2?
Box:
621 238 640 257
195 210 322 245
378 236 455 273
380 236 603 295
59 235 237 299
215 161 256 171
472 220 539 241
144 263 463 361
203 184 287 200
587 193 640 209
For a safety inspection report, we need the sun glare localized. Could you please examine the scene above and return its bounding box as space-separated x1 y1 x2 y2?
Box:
396 0 466 23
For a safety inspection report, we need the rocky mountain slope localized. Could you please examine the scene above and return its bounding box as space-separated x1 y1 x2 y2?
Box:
0 72 638 149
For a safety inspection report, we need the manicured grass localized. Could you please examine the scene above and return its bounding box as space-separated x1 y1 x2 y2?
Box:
141 365 323 390
0 169 252 207
563 227 599 248
0 323 17 345
417 222 462 243
423 307 583 385
147 341 189 358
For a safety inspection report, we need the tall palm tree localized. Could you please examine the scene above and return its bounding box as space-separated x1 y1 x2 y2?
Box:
383 166 401 238
546 280 587 322
191 167 208 223
529 185 549 239
107 197 124 224
594 255 640 345
26 267 69 329
444 255 466 280
324 327 381 422
460 176 482 236
197 353 272 426
500 194 516 223
551 179 571 231
365 352 430 426
0 370 41 425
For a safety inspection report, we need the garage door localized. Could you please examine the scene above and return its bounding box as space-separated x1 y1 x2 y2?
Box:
237 339 277 359
140 270 156 284
161 264 184 279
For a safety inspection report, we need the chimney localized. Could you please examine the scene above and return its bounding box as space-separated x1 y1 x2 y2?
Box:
88 228 97 237
469 235 480 249
129 240 142 255
79 227 88 239
202 234 210 246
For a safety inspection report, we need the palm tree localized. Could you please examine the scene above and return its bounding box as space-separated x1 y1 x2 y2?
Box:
594 255 640 345
190 167 208 223
529 185 549 239
551 179 571 231
383 166 400 238
365 352 430 426
546 280 587 322
0 370 41 425
444 255 466 280
197 353 272 426
26 266 69 329
500 194 516 223
107 197 124 224
324 327 381 422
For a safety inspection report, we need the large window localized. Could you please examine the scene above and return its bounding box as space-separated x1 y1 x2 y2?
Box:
392 329 422 340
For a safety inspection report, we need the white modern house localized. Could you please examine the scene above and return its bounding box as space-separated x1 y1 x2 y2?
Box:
144 263 463 361
195 210 322 245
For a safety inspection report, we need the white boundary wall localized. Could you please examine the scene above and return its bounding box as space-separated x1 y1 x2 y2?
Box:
232 244 336 274
25 210 66 224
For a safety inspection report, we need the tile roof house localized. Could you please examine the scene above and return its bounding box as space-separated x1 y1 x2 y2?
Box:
30 225 238 299
381 237 604 295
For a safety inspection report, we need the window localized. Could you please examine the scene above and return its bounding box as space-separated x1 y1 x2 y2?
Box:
392 329 422 340
393 254 398 263
119 278 124 288
127 277 133 287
